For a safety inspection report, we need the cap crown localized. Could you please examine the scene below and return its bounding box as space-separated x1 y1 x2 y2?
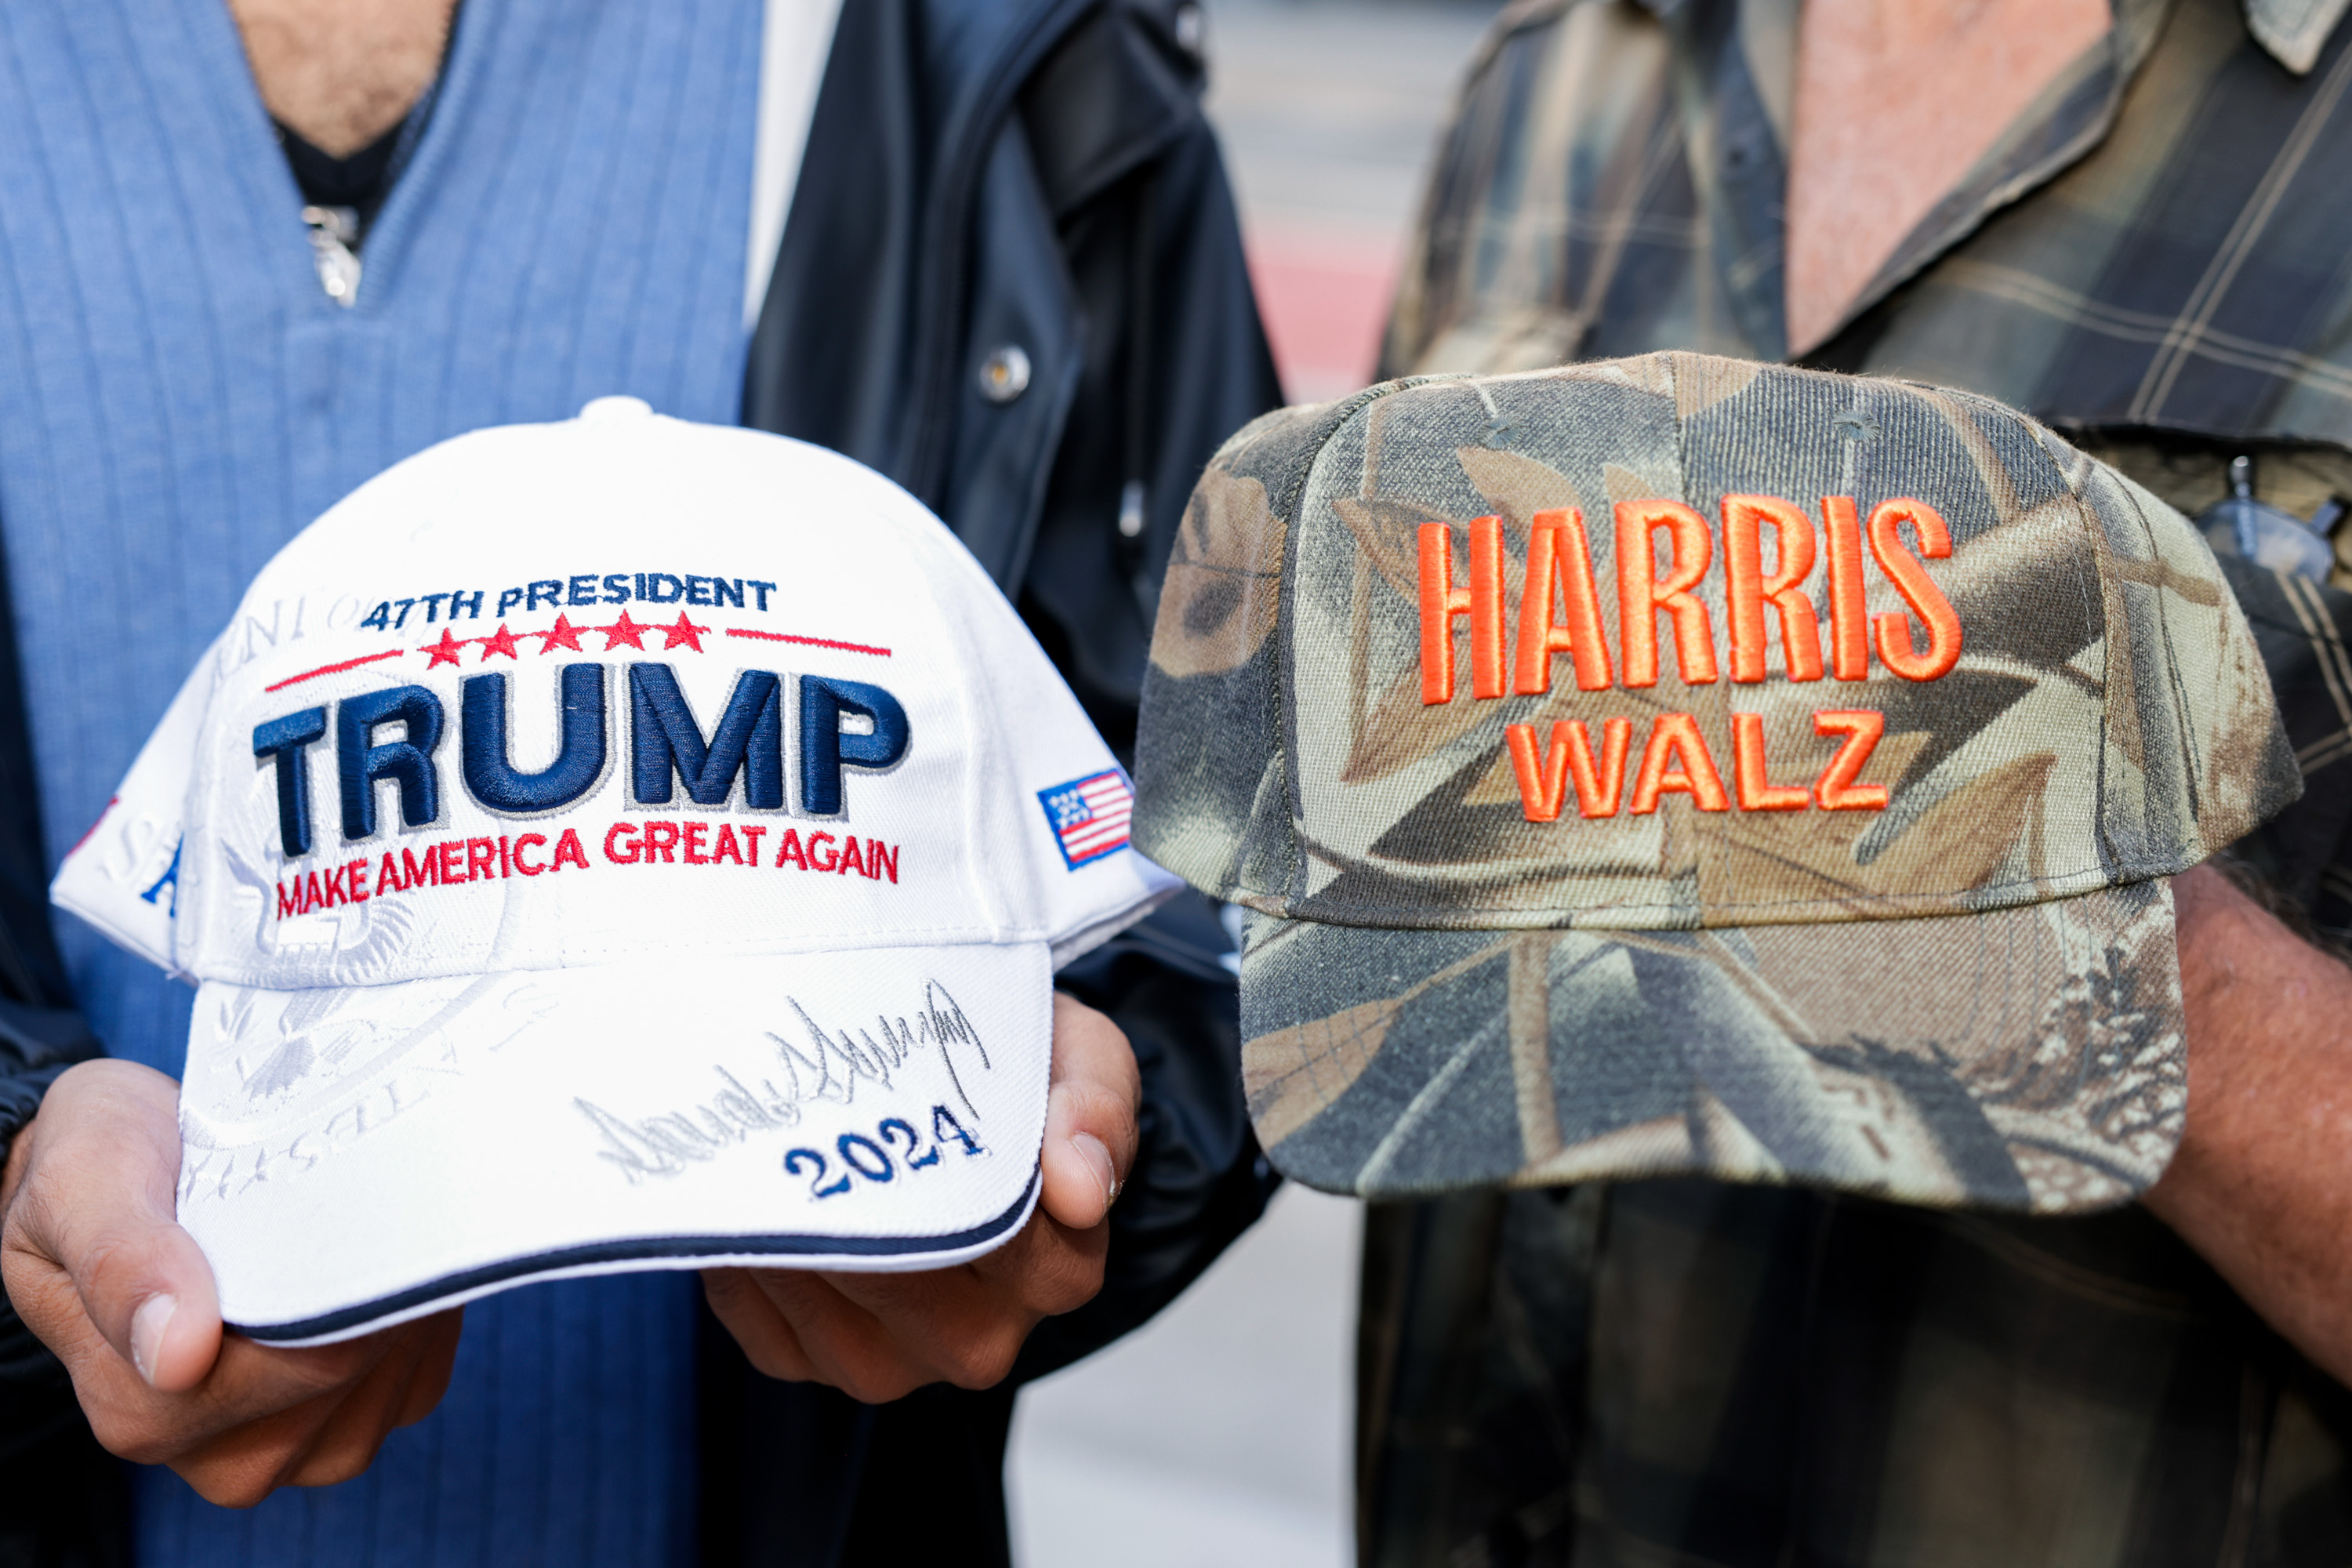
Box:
1137 354 2295 930
60 407 1166 986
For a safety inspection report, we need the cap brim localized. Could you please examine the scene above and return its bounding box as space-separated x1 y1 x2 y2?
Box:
176 943 1051 1345
1237 880 2183 1214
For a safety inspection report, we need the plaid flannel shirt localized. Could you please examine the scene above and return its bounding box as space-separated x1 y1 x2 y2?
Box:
1361 0 2352 1563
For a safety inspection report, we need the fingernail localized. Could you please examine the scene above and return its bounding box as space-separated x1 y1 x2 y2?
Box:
1070 1133 1116 1207
131 1294 176 1387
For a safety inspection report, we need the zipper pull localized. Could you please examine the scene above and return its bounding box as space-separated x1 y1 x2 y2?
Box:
300 205 362 307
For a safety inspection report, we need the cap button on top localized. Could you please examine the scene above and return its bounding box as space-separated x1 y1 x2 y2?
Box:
978 346 1031 405
579 395 654 423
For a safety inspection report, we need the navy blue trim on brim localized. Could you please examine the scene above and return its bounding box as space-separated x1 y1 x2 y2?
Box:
227 1167 1040 1344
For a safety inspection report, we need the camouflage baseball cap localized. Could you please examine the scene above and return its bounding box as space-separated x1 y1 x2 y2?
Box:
1133 353 2299 1214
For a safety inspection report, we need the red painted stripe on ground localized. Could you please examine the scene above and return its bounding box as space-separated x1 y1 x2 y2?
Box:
1246 225 1404 405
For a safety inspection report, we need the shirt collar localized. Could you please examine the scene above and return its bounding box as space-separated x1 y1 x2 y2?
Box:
1627 0 2349 74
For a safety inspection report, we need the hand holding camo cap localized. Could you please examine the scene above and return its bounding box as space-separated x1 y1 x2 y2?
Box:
1132 352 2299 1213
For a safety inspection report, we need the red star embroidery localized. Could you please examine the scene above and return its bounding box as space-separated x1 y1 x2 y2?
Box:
476 622 523 661
658 612 711 652
421 628 469 668
594 611 651 651
535 613 587 653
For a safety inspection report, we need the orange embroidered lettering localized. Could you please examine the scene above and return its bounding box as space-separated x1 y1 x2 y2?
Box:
1813 710 1889 810
1730 713 1809 811
1821 496 1871 681
1417 517 1508 704
1866 499 1962 681
1722 495 1824 684
1629 712 1729 813
1505 719 1633 820
1511 508 1614 695
1505 724 1566 820
1616 500 1719 688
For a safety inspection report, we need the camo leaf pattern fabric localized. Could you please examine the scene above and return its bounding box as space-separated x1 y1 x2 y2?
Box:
1134 353 2299 1211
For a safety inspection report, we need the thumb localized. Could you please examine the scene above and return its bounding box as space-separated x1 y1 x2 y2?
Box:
8 1060 224 1393
1037 994 1141 1232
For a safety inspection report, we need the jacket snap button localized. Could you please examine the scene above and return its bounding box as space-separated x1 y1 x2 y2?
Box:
978 345 1032 404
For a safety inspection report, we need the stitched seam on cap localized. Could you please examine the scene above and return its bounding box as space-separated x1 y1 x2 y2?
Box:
1261 378 1471 909
1947 387 2121 877
1272 862 2183 931
1283 854 2181 913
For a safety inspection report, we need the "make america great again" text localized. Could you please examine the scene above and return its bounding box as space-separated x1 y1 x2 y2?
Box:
272 819 903 920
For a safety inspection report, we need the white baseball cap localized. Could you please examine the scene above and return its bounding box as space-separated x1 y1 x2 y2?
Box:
53 397 1176 1345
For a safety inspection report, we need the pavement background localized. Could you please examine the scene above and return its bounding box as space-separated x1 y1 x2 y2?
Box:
1007 1185 1364 1566
1210 0 1501 401
1006 4 1499 1563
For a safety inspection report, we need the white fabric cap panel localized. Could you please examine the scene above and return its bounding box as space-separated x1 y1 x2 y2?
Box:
183 942 1050 1344
53 401 1178 1341
62 406 1171 987
52 633 220 975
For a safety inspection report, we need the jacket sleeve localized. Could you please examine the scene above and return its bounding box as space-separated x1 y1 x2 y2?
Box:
0 502 98 1170
1000 1 1286 1373
0 1001 108 1472
1008 0 1287 754
0 533 89 1178
0 1004 100 1163
0 518 112 1479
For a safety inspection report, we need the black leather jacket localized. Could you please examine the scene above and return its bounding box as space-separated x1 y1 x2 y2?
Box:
0 1 1281 1561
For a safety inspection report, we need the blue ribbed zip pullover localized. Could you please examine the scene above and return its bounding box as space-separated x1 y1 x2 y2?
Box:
0 1 762 1559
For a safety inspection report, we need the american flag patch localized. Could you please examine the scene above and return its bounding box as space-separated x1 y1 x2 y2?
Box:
1037 769 1134 869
